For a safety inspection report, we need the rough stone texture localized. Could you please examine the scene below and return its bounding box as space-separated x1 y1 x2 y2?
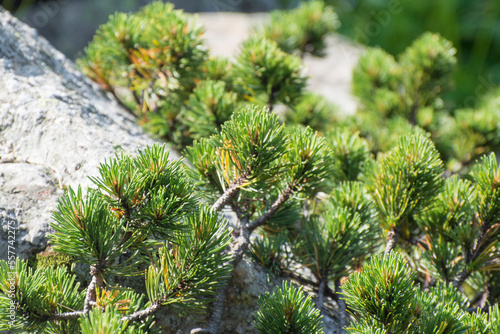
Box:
0 7 162 261
0 6 355 334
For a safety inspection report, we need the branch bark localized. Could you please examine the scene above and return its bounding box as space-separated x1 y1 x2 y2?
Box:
247 183 295 232
191 222 252 334
83 265 104 314
452 267 470 290
121 302 162 322
266 89 277 113
281 271 338 302
317 277 327 316
385 226 400 254
335 279 346 334
453 216 496 289
212 176 247 212
475 286 489 309
52 265 105 321
50 311 84 321
408 91 419 126
192 183 296 333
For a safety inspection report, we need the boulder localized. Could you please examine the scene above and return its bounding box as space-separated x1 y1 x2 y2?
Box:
0 7 162 261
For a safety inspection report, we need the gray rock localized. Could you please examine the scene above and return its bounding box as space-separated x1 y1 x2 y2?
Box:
0 7 162 261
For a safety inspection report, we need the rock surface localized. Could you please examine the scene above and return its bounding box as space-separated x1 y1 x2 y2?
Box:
0 7 162 261
0 6 357 334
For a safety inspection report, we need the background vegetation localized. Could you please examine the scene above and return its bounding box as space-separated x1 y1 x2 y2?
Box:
4 0 499 110
326 0 500 108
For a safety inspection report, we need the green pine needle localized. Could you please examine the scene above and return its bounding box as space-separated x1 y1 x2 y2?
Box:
254 281 324 334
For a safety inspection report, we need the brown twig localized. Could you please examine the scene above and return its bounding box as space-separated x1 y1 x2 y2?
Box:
385 227 400 254
50 311 84 321
248 183 295 232
453 216 497 289
121 302 162 322
335 279 346 334
193 183 297 333
212 176 247 212
83 265 104 314
317 276 327 316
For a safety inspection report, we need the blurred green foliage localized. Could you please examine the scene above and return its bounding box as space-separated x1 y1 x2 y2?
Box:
323 0 500 108
349 31 500 174
257 1 340 58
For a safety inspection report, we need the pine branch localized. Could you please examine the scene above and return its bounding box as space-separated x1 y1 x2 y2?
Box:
266 89 278 113
408 89 420 126
202 281 231 334
281 271 342 304
230 202 245 222
316 277 327 316
266 101 274 113
189 268 240 334
191 216 253 334
198 181 296 333
451 267 470 290
335 279 346 334
121 302 162 322
385 227 400 254
212 176 247 212
247 183 295 232
453 218 497 289
208 234 252 330
51 295 174 324
474 286 489 309
84 266 104 314
50 311 85 321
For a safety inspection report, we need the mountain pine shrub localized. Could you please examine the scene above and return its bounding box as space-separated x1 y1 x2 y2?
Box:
350 31 500 174
256 0 340 58
4 1 500 334
77 1 338 149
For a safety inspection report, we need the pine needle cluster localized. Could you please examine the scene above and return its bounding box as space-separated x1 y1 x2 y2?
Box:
342 253 500 333
256 0 340 58
351 32 500 173
77 1 339 150
0 145 232 333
